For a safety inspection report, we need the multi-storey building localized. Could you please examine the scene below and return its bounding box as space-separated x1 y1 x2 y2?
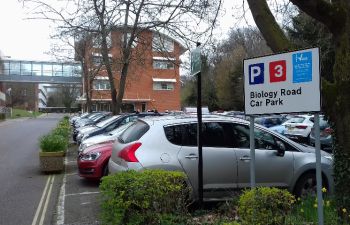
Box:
80 28 186 113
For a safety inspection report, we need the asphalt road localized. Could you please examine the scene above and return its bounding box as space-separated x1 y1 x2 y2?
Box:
0 114 63 225
0 114 101 225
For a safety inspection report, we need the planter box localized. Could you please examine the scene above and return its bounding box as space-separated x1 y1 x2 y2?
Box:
39 151 65 173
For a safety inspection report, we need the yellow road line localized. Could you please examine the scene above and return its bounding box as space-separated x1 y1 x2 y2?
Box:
39 175 55 225
32 175 52 225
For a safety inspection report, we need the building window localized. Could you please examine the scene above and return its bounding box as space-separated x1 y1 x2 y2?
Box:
153 60 174 69
152 34 174 52
121 33 137 48
92 33 112 49
92 54 113 66
93 80 111 90
153 82 174 91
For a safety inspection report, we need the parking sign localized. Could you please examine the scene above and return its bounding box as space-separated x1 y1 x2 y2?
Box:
243 48 320 115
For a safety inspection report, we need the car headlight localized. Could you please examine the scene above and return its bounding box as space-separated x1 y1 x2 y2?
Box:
323 155 333 161
80 152 101 161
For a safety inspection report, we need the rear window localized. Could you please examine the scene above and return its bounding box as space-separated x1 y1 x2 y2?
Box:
119 121 150 143
287 117 305 123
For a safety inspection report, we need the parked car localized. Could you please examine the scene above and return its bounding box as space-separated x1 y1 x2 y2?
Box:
72 111 103 128
283 114 314 143
254 115 285 128
109 115 333 201
72 114 117 142
74 112 112 129
78 142 114 180
309 116 333 153
76 112 162 144
78 121 134 153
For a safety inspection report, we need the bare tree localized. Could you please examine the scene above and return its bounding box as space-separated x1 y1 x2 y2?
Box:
22 0 222 114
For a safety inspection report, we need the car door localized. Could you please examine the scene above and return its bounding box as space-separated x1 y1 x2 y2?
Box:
232 124 295 188
177 122 238 200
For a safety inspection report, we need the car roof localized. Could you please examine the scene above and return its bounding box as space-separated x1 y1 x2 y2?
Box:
137 114 250 127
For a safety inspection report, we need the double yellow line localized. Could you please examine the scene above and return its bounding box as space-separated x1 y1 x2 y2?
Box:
32 175 55 225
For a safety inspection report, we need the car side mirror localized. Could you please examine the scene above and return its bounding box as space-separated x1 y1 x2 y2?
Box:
276 140 286 157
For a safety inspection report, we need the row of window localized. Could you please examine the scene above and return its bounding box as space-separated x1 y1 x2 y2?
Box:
91 56 175 70
92 33 174 53
164 122 296 151
2 61 81 77
93 80 174 91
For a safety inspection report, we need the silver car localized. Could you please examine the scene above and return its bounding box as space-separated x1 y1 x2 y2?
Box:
109 115 334 201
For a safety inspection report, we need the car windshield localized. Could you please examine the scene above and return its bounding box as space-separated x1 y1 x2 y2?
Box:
96 115 120 128
108 121 134 135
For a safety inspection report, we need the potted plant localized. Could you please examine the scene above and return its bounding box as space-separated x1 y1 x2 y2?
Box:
39 132 68 173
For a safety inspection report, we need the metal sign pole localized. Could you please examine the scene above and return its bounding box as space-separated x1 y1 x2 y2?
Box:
197 70 203 206
249 116 256 188
315 113 324 225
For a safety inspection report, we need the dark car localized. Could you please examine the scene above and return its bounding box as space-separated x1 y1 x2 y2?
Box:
75 112 162 144
309 116 333 153
254 115 285 128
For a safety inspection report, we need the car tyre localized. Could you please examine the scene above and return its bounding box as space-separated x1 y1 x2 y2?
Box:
294 172 326 198
102 163 109 177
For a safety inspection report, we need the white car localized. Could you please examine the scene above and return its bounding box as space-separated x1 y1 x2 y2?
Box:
283 115 314 143
78 122 134 153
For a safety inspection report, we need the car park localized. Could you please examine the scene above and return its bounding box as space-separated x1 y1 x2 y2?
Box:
74 112 111 128
78 121 134 153
283 114 314 143
109 115 334 201
309 116 333 153
78 142 114 180
76 112 162 144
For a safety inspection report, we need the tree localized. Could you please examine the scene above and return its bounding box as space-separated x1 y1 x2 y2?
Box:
23 0 223 114
213 28 270 111
247 0 350 210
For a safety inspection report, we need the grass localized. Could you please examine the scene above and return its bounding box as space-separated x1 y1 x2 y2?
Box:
9 108 42 119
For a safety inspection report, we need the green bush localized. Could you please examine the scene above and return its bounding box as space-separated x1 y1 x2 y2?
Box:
0 113 5 121
52 127 70 139
99 169 191 225
39 134 68 152
238 187 295 225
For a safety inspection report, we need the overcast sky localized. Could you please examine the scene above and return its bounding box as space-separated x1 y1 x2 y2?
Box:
0 1 252 61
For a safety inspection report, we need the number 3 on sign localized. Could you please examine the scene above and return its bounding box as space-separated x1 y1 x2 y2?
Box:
269 60 286 83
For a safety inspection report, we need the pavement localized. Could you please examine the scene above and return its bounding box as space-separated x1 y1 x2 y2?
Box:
54 142 101 225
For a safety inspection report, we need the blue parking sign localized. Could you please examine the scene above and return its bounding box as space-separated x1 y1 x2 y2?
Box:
249 63 264 85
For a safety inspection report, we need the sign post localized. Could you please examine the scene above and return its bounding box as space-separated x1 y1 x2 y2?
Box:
191 43 203 205
243 47 323 224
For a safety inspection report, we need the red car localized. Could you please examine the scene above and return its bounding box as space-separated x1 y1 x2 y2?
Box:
77 142 114 180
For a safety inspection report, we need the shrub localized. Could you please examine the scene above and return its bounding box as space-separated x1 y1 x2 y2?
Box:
99 169 191 225
0 113 5 121
238 187 295 225
52 127 70 139
39 134 68 152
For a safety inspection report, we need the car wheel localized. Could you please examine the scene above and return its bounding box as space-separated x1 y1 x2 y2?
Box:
102 164 109 177
294 172 326 198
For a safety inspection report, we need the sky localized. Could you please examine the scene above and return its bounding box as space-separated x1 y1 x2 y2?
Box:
0 0 252 61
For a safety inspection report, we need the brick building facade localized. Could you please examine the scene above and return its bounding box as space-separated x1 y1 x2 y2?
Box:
81 28 186 113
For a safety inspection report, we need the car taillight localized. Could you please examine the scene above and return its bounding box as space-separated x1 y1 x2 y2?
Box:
324 127 333 135
296 125 307 129
118 142 142 162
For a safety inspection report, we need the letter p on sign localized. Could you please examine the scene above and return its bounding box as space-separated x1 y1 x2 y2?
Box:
249 63 264 85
